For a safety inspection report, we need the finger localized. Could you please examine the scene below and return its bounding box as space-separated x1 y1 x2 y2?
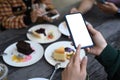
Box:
37 10 45 15
62 67 68 80
81 56 88 72
67 53 74 66
51 10 58 14
74 44 81 64
105 2 114 7
97 3 106 9
104 2 111 5
87 25 98 35
62 69 66 80
84 47 90 53
34 4 39 10
43 15 50 21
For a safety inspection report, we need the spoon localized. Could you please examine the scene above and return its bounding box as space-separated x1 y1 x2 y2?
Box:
49 63 61 80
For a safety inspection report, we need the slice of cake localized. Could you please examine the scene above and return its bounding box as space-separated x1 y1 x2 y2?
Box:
31 28 46 38
16 41 34 55
31 30 41 38
53 47 66 61
35 28 46 36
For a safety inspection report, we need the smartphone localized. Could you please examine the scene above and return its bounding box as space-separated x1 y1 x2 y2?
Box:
65 13 94 49
46 12 60 19
96 0 106 3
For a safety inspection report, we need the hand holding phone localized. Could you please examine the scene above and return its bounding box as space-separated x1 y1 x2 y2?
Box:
46 12 60 19
65 13 94 49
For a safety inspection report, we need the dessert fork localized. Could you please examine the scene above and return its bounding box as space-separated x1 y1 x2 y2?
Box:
49 63 61 80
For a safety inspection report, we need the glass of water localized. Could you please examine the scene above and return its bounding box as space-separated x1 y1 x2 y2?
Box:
0 63 8 80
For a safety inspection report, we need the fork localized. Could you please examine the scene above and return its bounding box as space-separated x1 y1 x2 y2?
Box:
49 63 61 80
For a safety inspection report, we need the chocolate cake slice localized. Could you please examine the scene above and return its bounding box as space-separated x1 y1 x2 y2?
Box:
35 28 46 36
16 41 34 55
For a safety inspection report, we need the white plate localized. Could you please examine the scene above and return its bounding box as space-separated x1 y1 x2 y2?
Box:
27 24 61 44
44 41 86 68
28 78 48 80
3 41 44 67
58 21 70 36
58 21 92 36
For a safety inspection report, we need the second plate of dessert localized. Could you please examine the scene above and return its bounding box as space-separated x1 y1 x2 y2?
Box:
58 21 92 36
2 40 44 67
44 41 86 68
27 24 61 44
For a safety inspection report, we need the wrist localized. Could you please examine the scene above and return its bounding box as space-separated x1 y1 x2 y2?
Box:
97 43 107 56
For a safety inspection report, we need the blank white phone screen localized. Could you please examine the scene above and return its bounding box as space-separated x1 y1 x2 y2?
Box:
66 13 93 48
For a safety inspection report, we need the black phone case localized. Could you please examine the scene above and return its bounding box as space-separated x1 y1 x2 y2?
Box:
64 12 94 49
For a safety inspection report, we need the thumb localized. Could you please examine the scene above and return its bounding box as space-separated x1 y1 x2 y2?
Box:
81 56 88 72
87 25 98 35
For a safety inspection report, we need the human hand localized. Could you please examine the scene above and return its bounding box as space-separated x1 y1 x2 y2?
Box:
62 45 88 80
50 9 59 15
50 9 60 19
85 24 107 56
70 7 79 13
41 0 52 5
42 15 53 22
31 7 45 23
97 2 118 14
42 9 59 22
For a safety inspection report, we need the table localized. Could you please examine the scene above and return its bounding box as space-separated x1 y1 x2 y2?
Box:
0 3 120 80
0 23 107 80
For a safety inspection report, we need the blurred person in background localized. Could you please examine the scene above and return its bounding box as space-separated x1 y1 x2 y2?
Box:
0 0 59 29
70 0 120 16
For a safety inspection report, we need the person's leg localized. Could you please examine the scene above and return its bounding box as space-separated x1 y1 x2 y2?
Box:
71 0 95 14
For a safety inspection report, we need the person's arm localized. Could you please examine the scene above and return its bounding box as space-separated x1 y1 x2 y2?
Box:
0 1 27 29
96 45 120 80
71 0 95 14
97 2 119 15
40 0 55 10
85 24 120 80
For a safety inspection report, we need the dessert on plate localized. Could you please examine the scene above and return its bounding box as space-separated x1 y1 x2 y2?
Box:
53 47 75 62
16 40 34 55
31 28 46 38
12 41 34 63
31 28 54 39
53 47 66 61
